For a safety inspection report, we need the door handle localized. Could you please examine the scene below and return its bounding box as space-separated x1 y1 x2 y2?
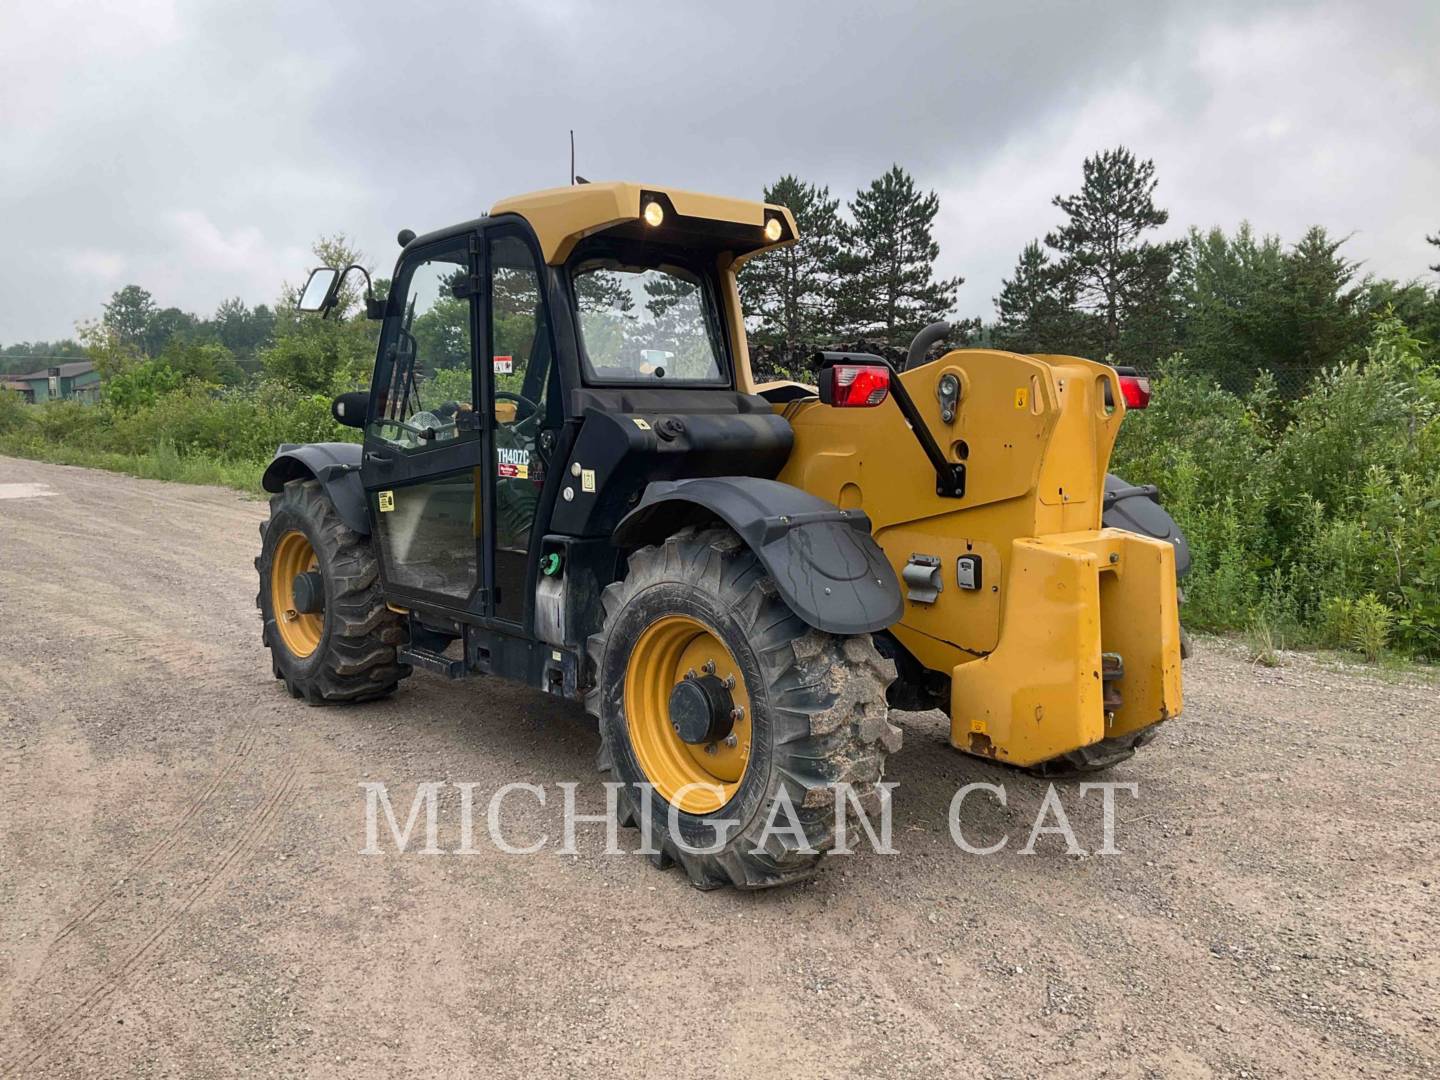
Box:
365 451 395 467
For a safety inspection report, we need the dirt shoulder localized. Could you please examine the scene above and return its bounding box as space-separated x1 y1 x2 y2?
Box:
1 455 1436 1078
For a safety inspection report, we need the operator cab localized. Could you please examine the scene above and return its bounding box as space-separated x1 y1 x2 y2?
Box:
312 183 795 663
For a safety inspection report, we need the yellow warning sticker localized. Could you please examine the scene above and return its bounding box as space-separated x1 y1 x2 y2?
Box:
632 417 652 430
969 718 988 734
378 491 395 512
1014 387 1028 409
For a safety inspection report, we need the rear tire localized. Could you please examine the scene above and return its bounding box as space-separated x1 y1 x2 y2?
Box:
587 526 901 890
255 479 410 704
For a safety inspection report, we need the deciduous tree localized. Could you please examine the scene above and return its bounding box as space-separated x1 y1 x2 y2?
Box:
103 285 157 350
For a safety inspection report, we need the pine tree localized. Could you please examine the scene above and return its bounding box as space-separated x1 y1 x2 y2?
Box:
993 241 1080 353
1118 243 1183 364
1045 147 1178 359
738 175 844 360
835 165 960 345
1180 223 1288 384
1282 226 1365 371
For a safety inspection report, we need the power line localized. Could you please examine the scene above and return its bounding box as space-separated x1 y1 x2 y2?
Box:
0 360 91 368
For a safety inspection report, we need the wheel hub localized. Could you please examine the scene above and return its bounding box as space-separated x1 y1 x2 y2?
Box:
669 674 735 745
623 614 753 814
269 529 324 659
292 571 325 614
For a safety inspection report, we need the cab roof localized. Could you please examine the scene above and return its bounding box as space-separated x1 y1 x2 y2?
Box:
488 181 797 265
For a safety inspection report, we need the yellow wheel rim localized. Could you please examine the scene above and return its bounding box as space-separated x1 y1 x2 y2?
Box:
623 614 753 815
270 529 323 659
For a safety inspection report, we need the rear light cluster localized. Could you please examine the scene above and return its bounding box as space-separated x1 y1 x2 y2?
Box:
819 363 891 408
1118 374 1151 409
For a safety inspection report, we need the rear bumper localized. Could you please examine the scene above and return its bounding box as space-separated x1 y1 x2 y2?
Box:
948 528 1183 766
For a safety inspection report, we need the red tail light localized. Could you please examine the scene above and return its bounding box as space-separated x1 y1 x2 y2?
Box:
820 364 891 408
1118 374 1151 409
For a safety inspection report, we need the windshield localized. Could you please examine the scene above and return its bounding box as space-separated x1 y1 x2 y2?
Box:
571 259 726 384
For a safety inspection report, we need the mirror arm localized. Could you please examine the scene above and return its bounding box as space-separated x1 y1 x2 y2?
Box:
318 264 386 320
340 264 388 320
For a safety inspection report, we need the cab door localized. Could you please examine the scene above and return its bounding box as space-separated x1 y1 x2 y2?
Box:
360 232 488 617
485 227 560 625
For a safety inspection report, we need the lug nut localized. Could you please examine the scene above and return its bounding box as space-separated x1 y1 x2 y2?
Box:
703 659 716 675
724 734 738 748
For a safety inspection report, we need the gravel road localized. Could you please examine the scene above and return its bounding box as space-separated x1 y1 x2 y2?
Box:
1 455 1436 1078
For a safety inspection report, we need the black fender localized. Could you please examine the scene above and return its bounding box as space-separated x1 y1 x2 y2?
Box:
613 477 904 637
260 442 370 537
1103 473 1191 578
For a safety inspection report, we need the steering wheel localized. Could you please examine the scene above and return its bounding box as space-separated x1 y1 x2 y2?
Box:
495 390 542 430
374 416 442 440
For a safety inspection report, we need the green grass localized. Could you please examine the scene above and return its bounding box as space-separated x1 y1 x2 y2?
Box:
0 436 266 494
1308 647 1440 684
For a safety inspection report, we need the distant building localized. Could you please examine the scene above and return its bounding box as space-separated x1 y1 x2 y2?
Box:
5 361 101 404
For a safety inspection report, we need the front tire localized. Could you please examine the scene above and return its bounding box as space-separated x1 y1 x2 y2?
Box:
587 526 901 890
255 479 410 704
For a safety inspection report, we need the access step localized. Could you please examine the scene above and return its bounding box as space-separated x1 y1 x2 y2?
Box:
398 645 467 679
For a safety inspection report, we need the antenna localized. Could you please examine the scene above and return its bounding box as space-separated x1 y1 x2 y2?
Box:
570 129 575 186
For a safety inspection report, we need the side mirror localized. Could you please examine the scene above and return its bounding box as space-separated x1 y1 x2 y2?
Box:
331 390 368 429
298 267 340 313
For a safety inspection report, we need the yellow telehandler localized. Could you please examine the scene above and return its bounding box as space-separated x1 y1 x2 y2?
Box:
256 182 1185 888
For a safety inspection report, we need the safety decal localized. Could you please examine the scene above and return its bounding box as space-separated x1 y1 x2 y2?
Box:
377 491 395 512
631 417 652 430
493 355 513 374
581 468 596 493
1014 387 1028 409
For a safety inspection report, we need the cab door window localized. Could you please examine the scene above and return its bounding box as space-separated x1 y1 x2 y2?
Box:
370 242 476 451
364 237 480 604
489 234 552 556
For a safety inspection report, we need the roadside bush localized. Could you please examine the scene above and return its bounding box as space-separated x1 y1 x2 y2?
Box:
1 382 356 492
1112 311 1440 659
102 357 185 413
0 390 30 436
98 384 353 462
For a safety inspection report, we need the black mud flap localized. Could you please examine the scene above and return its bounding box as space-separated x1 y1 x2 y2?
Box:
1103 473 1190 578
613 477 903 636
260 442 369 536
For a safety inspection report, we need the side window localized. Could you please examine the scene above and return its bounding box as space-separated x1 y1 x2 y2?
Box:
490 236 551 554
370 242 474 451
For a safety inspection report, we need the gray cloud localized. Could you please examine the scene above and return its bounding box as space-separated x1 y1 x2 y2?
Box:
2 0 1436 341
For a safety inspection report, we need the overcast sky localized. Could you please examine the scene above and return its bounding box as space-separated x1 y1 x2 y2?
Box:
2 0 1437 345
